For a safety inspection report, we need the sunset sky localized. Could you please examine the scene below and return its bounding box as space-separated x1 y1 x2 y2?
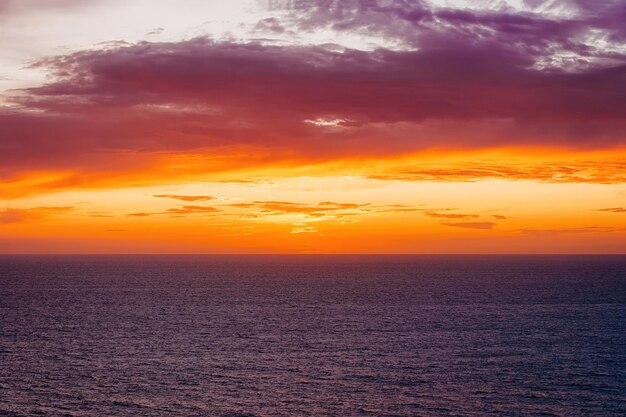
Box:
0 0 625 253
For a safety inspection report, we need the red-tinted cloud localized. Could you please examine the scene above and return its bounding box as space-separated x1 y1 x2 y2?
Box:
22 38 625 126
1 1 625 192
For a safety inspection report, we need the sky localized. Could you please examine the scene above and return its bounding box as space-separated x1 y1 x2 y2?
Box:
0 0 625 253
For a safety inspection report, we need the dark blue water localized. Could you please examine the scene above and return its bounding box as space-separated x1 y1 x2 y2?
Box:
0 255 625 416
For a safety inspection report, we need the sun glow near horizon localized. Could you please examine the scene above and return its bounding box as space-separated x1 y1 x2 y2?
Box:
1 0 625 253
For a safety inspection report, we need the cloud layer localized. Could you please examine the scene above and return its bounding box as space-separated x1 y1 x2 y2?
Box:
1 0 625 195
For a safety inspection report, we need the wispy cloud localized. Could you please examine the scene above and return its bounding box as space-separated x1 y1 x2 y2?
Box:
290 226 318 234
166 205 221 215
154 194 215 202
0 206 73 224
441 222 496 230
520 226 626 236
596 207 626 213
369 161 626 184
424 211 479 219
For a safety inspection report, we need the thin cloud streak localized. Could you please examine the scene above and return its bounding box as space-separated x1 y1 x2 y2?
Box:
0 206 73 224
441 222 497 230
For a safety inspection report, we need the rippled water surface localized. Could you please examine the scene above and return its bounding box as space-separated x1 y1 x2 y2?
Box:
1 255 625 416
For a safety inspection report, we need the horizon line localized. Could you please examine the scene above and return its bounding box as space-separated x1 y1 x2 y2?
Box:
1 253 625 256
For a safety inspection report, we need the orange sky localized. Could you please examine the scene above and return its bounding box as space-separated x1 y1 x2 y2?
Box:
2 148 625 253
1 0 625 253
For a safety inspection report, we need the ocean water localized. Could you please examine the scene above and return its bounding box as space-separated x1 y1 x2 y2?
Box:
0 255 624 417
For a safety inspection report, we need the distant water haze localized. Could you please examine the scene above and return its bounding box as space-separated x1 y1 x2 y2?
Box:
1 255 624 416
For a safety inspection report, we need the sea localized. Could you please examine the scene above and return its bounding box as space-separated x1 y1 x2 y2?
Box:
0 255 624 416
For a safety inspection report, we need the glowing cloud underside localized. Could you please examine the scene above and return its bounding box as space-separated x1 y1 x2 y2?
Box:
0 0 624 253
